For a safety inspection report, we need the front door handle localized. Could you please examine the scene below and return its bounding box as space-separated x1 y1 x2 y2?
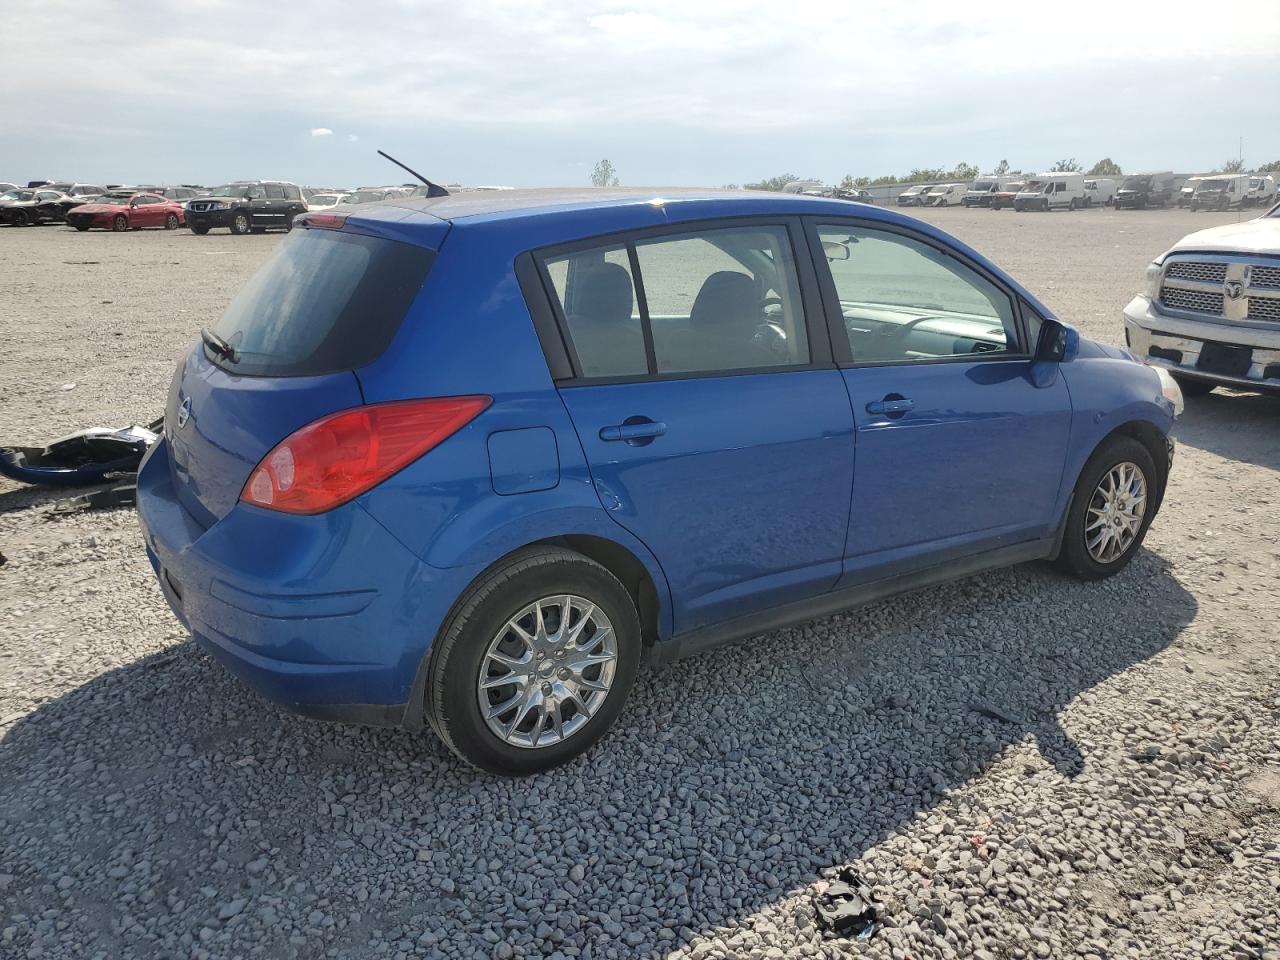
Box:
599 420 666 443
865 397 914 415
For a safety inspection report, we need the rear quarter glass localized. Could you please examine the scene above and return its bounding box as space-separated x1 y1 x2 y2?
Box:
208 229 434 377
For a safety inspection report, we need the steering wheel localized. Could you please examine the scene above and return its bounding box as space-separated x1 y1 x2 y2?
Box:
866 315 940 358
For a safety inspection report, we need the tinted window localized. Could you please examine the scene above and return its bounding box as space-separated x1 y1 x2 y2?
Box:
635 226 808 373
284 184 301 201
544 246 646 378
543 224 810 379
265 184 285 200
817 224 1018 363
208 229 433 377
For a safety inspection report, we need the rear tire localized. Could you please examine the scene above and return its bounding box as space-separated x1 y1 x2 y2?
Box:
112 214 128 232
426 546 642 775
1056 437 1158 581
1172 375 1215 397
229 211 251 235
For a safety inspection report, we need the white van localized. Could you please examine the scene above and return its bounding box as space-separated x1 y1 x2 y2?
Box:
896 184 934 206
1083 178 1116 207
962 175 1020 207
923 183 966 207
1189 174 1252 211
1014 173 1086 211
1176 176 1207 207
1247 175 1277 207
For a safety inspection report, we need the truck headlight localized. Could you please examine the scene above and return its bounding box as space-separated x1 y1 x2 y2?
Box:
1152 365 1184 418
1144 261 1163 300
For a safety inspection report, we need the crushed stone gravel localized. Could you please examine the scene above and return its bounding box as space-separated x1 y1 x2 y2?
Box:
2 209 1278 959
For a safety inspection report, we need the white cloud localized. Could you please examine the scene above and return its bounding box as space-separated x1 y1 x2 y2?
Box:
347 134 359 142
310 127 333 137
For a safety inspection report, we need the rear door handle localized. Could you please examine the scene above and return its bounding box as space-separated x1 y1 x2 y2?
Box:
865 397 914 415
599 420 667 443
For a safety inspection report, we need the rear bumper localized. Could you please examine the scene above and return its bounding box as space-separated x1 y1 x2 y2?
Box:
136 437 477 727
1123 296 1280 392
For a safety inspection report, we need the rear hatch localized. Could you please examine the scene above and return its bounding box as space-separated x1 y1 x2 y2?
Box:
166 218 442 527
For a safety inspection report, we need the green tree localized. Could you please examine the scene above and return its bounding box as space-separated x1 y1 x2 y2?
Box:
1221 158 1245 174
949 162 979 181
1051 158 1083 173
1087 157 1122 176
743 173 801 192
993 159 1010 176
590 159 619 187
1256 159 1280 173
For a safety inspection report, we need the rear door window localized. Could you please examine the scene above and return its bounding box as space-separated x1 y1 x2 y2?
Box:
207 229 433 377
540 223 810 379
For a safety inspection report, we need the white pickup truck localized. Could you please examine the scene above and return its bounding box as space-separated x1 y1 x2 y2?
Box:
1124 202 1280 395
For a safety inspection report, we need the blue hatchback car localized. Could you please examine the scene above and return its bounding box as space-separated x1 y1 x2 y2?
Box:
137 188 1181 774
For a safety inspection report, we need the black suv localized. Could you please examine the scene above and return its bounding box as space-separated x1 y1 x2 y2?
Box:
186 181 307 235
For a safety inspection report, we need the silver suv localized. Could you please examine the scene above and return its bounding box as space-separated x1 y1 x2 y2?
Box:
1124 202 1280 395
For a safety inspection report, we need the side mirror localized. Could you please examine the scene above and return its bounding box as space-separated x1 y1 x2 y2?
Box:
1037 318 1079 363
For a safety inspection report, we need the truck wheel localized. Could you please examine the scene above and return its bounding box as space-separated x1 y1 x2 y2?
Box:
229 211 251 235
1069 197 1079 210
191 225 210 235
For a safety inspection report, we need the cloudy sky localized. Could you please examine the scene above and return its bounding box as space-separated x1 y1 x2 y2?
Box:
3 0 1277 188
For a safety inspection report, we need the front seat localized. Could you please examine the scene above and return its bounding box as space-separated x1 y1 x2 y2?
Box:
566 263 645 377
676 270 775 370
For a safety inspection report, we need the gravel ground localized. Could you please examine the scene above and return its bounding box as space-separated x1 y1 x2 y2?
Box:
2 207 1279 960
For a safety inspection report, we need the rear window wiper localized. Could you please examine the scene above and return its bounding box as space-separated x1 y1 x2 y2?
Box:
200 328 239 364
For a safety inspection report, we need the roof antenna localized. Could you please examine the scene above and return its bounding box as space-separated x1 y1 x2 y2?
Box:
377 150 449 197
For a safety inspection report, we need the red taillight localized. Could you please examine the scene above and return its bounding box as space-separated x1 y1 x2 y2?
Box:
303 213 347 230
241 396 491 515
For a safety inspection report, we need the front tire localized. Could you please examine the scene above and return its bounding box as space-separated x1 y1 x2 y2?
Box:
426 547 641 775
113 214 128 232
11 210 30 226
229 211 251 235
73 223 90 232
191 225 210 235
165 213 180 230
1056 437 1158 580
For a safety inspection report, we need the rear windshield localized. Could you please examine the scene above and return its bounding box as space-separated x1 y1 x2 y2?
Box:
207 229 433 377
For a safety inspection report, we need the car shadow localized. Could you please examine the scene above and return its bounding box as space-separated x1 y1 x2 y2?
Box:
1173 390 1280 471
0 551 1194 956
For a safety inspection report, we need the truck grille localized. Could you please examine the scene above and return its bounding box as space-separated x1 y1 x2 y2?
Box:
1250 264 1280 289
1248 297 1280 322
1159 287 1223 315
189 201 215 212
1165 261 1227 283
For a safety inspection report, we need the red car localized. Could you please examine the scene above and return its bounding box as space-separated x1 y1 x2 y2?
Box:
65 191 186 232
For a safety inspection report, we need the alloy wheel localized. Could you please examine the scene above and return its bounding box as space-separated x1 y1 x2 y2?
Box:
1084 461 1147 564
476 595 617 749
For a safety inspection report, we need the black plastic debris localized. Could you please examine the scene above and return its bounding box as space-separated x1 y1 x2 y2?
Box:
815 867 880 939
970 700 1025 725
0 418 161 487
44 483 138 518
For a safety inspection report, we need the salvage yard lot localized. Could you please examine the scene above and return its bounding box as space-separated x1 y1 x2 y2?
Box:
2 207 1279 959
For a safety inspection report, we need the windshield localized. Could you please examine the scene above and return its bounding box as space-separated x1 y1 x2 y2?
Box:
343 190 386 204
2 191 35 202
208 229 434 377
1021 180 1043 192
1120 176 1152 191
310 195 340 205
1197 179 1228 191
205 184 250 197
97 193 136 204
972 181 995 191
